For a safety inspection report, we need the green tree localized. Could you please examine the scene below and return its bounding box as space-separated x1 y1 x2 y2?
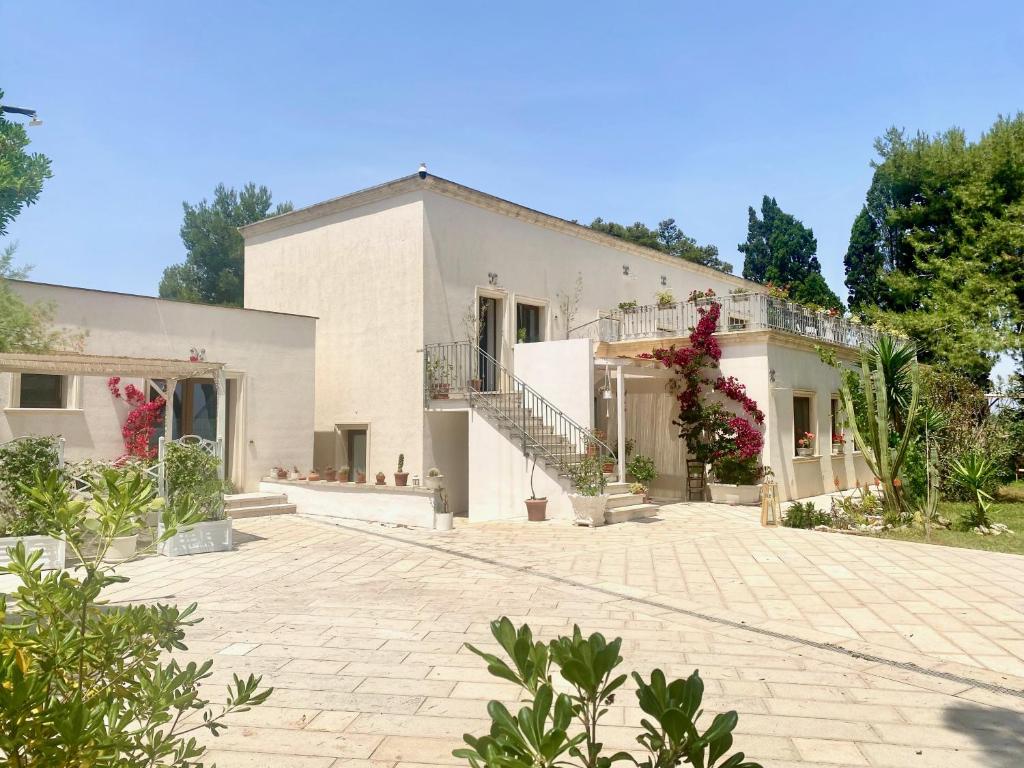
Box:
0 88 52 237
159 183 293 307
738 196 842 309
844 117 1024 381
589 217 733 273
843 206 884 311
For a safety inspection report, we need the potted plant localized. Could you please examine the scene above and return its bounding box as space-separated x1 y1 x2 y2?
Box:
708 455 763 505
323 466 337 482
355 470 366 484
434 489 453 531
159 440 232 557
425 467 444 491
96 466 162 563
289 465 301 480
308 468 321 482
375 471 386 485
626 454 657 493
587 430 606 458
629 481 650 503
274 466 288 480
617 300 638 313
524 454 547 522
655 289 675 308
338 465 350 483
516 327 528 344
426 358 453 399
394 454 409 486
0 436 66 570
797 432 815 457
831 432 846 455
568 456 608 527
602 454 615 475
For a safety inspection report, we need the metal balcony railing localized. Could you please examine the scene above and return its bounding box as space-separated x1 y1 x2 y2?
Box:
597 292 885 349
422 341 614 476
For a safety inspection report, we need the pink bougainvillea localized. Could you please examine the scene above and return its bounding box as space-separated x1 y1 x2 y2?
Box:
640 297 764 472
108 377 164 460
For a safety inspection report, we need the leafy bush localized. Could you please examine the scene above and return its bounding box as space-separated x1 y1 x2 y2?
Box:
456 617 761 768
626 454 657 485
0 436 61 537
782 501 828 529
164 440 224 521
0 469 271 765
568 455 607 497
713 455 762 485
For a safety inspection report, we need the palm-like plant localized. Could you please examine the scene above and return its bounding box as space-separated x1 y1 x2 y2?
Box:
950 452 998 528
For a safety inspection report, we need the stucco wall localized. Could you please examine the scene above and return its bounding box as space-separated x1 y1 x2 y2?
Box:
512 339 594 428
765 340 872 500
0 282 315 492
243 193 426 481
421 190 751 366
423 409 469 516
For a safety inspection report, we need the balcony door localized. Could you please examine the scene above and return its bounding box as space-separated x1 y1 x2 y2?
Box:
478 295 502 392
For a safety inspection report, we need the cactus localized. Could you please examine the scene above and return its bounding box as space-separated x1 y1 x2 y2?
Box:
397 453 405 473
839 340 920 520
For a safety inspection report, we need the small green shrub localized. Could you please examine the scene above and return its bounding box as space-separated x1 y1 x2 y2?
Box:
713 455 762 485
164 441 223 521
950 453 998 529
568 455 607 497
627 454 657 485
782 500 828 529
0 436 61 537
456 618 761 768
0 469 271 765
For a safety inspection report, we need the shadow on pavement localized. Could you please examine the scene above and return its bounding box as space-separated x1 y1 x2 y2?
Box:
942 701 1024 767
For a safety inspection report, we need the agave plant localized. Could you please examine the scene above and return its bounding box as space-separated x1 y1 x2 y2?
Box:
950 452 998 528
840 339 920 520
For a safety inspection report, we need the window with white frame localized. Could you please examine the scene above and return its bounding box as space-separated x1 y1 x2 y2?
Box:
515 302 544 344
16 374 68 409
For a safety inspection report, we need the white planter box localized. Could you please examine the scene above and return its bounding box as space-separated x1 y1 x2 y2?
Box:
0 535 66 570
159 519 233 557
434 512 453 531
571 494 607 527
708 483 761 506
103 534 139 563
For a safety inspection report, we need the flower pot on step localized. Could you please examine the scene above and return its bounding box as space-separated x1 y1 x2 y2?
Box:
375 472 386 485
356 471 366 484
338 470 350 483
159 519 233 557
323 467 337 482
570 494 607 527
525 498 548 522
0 534 65 570
434 512 453 531
394 472 409 487
708 483 761 506
424 474 444 491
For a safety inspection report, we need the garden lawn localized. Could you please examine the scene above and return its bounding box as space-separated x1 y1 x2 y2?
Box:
878 495 1024 556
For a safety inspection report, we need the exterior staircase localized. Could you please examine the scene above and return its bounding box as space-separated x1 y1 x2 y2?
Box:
603 481 659 524
424 342 658 524
224 492 296 519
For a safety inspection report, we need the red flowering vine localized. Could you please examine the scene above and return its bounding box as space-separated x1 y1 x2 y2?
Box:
638 297 764 470
107 377 164 460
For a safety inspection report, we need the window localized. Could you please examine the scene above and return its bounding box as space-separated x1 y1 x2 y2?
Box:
18 374 66 409
793 395 812 456
515 302 543 344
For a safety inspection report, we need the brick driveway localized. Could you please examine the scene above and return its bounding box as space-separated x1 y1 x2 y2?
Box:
99 506 1024 767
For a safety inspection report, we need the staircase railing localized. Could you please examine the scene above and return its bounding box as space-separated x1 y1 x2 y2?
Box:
423 341 614 475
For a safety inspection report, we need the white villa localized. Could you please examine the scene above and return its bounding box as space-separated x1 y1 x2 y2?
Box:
1 170 875 527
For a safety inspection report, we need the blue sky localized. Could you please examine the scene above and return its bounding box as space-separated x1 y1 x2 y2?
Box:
2 1 1022 305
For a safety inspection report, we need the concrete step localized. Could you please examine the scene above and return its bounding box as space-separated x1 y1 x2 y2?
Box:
229 502 297 519
224 492 288 510
606 492 645 509
604 503 659 525
605 481 632 495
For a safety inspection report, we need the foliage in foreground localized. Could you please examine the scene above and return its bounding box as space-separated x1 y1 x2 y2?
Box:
0 435 61 537
456 617 760 768
0 469 271 766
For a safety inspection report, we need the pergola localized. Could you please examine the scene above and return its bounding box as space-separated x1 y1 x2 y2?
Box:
0 352 227 446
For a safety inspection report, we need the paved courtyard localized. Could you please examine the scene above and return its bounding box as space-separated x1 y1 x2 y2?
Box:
100 504 1024 767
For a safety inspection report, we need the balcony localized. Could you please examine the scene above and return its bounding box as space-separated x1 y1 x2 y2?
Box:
575 292 884 350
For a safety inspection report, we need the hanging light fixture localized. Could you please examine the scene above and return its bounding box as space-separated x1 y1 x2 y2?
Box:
600 364 613 419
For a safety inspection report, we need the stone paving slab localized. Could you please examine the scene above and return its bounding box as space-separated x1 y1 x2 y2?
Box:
73 511 1024 767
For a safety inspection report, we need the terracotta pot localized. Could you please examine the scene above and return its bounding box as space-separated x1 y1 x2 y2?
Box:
431 383 450 400
338 471 350 483
469 378 482 392
602 461 615 474
308 471 320 482
394 472 409 487
275 467 287 479
356 471 366 484
323 468 337 482
525 498 547 522
375 472 386 485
